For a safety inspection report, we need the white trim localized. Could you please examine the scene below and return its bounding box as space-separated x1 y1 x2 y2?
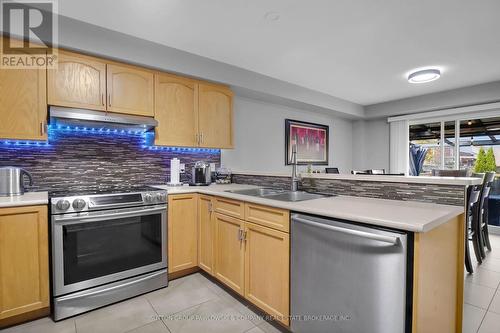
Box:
388 102 500 123
454 119 460 170
440 122 445 169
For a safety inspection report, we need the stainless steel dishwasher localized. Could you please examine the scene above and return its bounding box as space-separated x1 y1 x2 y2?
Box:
291 213 411 333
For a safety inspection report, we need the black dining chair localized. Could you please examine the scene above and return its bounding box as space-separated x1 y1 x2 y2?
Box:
325 167 339 174
432 169 470 177
478 172 496 258
466 183 483 272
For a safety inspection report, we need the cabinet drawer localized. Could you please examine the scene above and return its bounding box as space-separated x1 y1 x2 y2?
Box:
245 203 290 233
214 197 245 219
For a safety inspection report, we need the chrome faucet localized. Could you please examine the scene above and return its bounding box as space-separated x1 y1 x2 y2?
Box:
291 142 299 192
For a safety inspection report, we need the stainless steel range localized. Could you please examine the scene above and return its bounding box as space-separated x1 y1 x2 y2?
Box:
50 186 168 320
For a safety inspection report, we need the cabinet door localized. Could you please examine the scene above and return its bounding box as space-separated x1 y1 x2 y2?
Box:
0 44 46 140
0 206 49 321
47 50 106 111
244 222 290 326
214 213 245 295
198 195 214 274
198 83 233 148
168 194 198 273
106 63 154 116
155 73 198 146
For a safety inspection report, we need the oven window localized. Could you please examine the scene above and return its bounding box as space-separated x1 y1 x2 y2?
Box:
62 213 162 285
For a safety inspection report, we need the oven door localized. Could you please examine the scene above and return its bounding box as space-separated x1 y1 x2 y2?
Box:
52 205 167 296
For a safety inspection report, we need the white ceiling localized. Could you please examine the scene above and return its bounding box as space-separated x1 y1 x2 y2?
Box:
59 0 500 105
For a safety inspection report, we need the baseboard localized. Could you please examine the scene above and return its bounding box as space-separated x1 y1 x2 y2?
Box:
0 307 50 329
168 266 200 280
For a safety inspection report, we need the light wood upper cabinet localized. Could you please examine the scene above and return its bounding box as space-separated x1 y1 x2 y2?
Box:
198 83 234 148
168 194 198 273
155 73 198 146
244 222 290 326
214 213 245 295
198 195 214 275
0 44 47 141
0 206 49 323
106 63 154 117
47 50 106 110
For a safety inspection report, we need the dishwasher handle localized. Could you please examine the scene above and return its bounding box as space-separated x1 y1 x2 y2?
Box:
293 216 400 245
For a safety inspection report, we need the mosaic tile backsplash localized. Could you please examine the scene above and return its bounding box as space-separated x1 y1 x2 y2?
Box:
0 128 220 192
232 173 466 206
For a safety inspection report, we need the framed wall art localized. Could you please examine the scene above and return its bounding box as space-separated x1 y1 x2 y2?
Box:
285 119 329 165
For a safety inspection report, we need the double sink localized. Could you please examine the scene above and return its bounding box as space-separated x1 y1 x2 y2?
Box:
225 188 331 202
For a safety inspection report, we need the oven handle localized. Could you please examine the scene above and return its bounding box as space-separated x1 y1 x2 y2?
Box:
53 205 167 224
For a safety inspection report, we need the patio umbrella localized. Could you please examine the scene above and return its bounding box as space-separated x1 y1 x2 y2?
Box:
409 144 428 176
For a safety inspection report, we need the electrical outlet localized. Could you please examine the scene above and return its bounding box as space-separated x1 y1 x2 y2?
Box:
179 163 185 173
210 163 216 172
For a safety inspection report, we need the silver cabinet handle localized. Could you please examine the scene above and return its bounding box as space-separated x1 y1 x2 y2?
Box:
108 93 112 107
293 216 399 245
101 93 105 106
195 133 199 145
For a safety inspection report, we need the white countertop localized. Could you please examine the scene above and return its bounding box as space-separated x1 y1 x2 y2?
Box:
301 173 482 186
154 184 464 233
0 192 48 208
231 170 482 186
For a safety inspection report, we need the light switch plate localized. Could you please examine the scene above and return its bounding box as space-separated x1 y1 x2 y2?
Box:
210 163 216 172
179 163 185 173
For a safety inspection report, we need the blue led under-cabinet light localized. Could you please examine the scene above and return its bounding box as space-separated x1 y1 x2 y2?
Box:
1 124 220 154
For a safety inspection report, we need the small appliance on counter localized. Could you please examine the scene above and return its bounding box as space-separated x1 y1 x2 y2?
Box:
215 168 232 184
0 167 33 196
190 161 211 186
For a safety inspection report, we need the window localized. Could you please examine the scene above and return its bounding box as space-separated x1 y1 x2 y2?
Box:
409 116 500 175
409 122 441 175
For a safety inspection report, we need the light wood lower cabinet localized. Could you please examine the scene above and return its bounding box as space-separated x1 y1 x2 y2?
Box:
168 194 198 273
0 206 49 323
213 213 245 296
198 195 214 274
169 195 289 325
244 222 290 325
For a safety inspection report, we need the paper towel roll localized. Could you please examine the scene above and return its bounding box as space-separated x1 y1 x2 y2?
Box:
170 158 180 184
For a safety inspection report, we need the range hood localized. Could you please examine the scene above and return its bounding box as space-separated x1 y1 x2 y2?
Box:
49 106 158 132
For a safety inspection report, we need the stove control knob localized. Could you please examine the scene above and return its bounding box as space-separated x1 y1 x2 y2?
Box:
155 193 164 202
72 199 86 210
144 194 153 203
56 199 70 211
159 193 167 202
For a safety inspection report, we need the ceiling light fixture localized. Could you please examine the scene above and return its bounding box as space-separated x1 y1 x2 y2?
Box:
407 68 441 84
264 11 280 21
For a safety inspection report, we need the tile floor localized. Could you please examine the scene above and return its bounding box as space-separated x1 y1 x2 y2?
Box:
463 234 500 333
4 235 500 333
2 273 285 333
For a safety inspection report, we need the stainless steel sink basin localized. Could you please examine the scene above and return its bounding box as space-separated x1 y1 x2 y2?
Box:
225 188 330 202
225 188 286 196
264 191 329 202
